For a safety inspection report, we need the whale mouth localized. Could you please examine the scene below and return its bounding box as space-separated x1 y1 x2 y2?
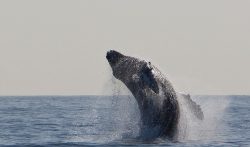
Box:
106 50 124 66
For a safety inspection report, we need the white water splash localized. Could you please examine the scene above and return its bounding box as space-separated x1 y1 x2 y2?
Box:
177 94 230 141
108 76 140 140
67 75 140 144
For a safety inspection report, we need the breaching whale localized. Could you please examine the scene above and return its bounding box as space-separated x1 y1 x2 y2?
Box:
106 50 203 139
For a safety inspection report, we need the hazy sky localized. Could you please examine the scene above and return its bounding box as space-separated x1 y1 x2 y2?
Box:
0 0 249 95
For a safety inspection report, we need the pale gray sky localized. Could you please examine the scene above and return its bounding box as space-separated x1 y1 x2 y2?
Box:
0 0 249 95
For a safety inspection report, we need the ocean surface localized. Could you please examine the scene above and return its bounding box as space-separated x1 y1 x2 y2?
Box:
0 95 249 147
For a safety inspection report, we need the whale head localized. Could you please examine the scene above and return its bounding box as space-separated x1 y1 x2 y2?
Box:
106 50 159 95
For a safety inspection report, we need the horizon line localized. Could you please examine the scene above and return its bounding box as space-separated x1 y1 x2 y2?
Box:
0 94 250 97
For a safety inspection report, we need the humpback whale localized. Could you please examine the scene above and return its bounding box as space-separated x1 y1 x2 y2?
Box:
106 50 203 139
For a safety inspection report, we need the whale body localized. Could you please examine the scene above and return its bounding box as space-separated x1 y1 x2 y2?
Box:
106 50 203 139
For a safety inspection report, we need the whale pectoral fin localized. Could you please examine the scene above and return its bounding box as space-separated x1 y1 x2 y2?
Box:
141 68 159 94
181 94 204 120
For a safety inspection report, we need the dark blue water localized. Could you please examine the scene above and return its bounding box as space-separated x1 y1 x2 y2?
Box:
0 95 249 146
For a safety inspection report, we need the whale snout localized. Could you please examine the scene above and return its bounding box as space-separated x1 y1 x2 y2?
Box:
106 50 113 62
106 50 124 65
